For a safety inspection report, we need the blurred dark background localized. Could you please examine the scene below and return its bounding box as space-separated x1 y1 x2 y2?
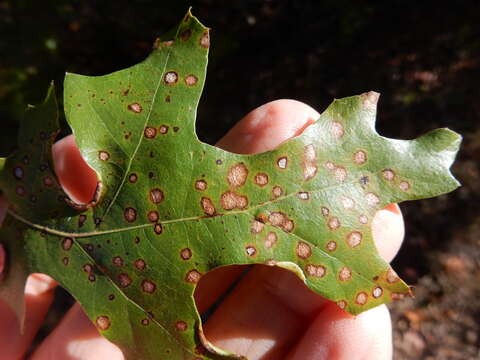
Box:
1 1 479 359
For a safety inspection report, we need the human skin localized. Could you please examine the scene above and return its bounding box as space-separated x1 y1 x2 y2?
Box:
0 99 404 360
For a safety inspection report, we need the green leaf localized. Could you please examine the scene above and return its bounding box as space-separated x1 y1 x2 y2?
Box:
0 11 461 360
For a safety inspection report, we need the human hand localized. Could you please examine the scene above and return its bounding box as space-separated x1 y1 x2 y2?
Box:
0 99 404 359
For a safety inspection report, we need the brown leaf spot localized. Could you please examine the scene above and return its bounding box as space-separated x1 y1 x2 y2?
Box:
185 269 201 284
153 223 163 235
346 231 363 247
339 266 352 281
268 212 294 232
353 150 367 165
372 286 383 298
321 207 330 217
297 192 309 200
337 300 347 310
399 181 411 191
365 192 380 206
180 29 191 41
78 215 87 228
360 91 379 110
246 245 257 257
305 264 326 278
149 188 164 204
331 121 345 139
165 95 171 103
159 125 169 134
333 166 347 182
201 197 216 216
265 232 277 249
141 279 156 294
185 74 198 86
272 186 283 198
98 151 110 161
296 242 312 259
382 169 395 181
62 237 73 251
227 163 248 187
164 71 178 85
251 220 264 234
327 217 340 230
108 294 115 300
134 259 146 271
83 264 93 274
325 161 335 170
62 257 69 265
128 103 142 113
195 180 207 191
301 144 318 181
254 173 269 187
277 156 288 169
326 241 337 251
13 166 25 180
355 292 368 305
42 176 54 188
176 321 188 331
359 214 368 224
144 126 157 139
112 256 123 267
96 316 110 331
88 274 96 282
124 207 137 223
180 248 192 260
173 126 179 132
148 210 159 223
118 273 132 288
341 196 355 210
200 31 210 48
141 318 150 326
220 191 248 210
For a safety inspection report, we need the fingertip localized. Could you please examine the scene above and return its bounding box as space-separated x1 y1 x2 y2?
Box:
372 204 405 263
216 99 320 154
52 135 98 205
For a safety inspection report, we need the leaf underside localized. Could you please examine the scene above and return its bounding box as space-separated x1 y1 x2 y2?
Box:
0 11 461 360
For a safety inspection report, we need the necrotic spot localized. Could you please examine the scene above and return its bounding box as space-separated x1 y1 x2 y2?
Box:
382 169 395 181
176 321 188 331
245 246 257 257
353 150 367 165
355 292 368 305
326 241 337 251
321 207 329 217
327 217 340 230
359 214 368 224
148 210 159 222
159 125 169 134
331 121 345 138
141 318 150 326
13 166 24 180
62 257 69 265
372 286 383 298
277 157 288 169
386 268 400 283
303 144 318 181
399 181 410 191
220 191 248 210
150 188 164 204
129 173 138 183
154 223 163 235
144 126 157 139
265 232 277 249
134 259 146 270
180 248 192 260
297 192 309 200
185 75 198 86
333 166 347 182
195 180 207 191
118 273 132 288
112 256 123 267
62 237 73 251
254 173 269 187
227 163 248 187
306 264 326 278
98 151 110 161
142 279 156 294
128 103 142 113
337 300 347 310
96 316 110 331
164 71 178 85
185 269 201 283
341 196 355 210
346 231 362 247
365 192 380 206
201 197 216 216
296 242 312 259
251 220 264 234
272 186 283 198
200 31 210 48
124 207 137 223
108 294 115 301
339 266 352 281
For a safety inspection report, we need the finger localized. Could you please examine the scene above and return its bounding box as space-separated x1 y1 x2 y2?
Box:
372 203 404 263
52 135 98 204
286 304 392 360
0 274 56 359
30 303 124 360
